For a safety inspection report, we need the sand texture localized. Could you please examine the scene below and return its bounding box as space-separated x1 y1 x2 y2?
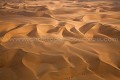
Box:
0 0 120 80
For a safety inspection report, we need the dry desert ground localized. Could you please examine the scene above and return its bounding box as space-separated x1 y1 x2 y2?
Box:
0 0 120 80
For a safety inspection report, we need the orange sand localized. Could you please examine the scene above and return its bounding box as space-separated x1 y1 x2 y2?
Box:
0 0 120 80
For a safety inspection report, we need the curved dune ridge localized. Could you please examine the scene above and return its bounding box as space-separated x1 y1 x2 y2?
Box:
0 0 120 80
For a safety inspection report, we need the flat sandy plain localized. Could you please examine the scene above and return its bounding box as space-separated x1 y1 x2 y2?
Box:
0 0 120 80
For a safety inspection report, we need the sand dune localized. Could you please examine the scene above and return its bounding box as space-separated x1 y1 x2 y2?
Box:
0 0 120 80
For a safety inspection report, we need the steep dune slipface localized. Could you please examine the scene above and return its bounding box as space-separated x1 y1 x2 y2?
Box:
0 0 120 80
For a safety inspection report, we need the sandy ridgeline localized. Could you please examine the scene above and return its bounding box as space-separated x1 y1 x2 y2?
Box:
0 0 120 80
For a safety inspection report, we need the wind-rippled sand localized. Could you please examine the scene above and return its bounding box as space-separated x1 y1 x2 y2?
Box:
0 0 120 80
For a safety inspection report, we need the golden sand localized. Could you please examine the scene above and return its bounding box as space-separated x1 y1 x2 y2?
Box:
0 0 120 80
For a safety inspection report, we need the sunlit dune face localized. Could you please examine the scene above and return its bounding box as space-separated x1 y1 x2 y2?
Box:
0 0 120 80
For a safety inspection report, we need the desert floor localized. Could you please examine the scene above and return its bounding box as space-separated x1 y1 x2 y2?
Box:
0 0 120 80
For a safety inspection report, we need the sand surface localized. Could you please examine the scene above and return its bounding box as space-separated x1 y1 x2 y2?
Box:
0 0 120 80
